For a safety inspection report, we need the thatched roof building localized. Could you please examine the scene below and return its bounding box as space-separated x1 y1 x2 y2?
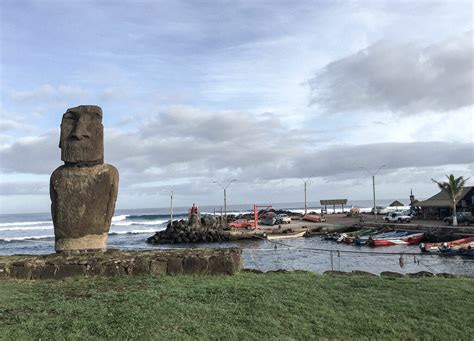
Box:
389 200 404 207
417 186 473 208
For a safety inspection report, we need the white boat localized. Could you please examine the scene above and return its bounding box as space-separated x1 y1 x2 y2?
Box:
266 230 307 240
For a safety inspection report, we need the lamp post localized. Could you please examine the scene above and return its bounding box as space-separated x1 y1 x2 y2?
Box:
360 165 385 221
170 190 173 227
302 177 313 216
213 179 237 227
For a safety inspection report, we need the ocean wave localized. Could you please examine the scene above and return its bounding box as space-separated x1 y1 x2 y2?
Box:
0 235 54 242
0 225 53 232
112 220 168 227
0 220 51 227
109 228 163 235
126 214 186 220
112 214 129 222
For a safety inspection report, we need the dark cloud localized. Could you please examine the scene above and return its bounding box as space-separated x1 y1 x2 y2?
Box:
1 106 472 198
309 32 474 114
0 182 48 195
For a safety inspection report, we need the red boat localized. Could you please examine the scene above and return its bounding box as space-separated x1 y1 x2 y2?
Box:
420 236 474 253
370 232 425 247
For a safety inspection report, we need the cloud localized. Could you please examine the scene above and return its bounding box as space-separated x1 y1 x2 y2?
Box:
11 84 89 103
0 182 48 195
0 119 24 132
309 31 474 115
0 132 59 174
2 106 472 186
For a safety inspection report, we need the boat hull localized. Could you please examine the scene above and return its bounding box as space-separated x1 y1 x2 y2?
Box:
267 231 307 240
420 237 474 253
370 233 425 247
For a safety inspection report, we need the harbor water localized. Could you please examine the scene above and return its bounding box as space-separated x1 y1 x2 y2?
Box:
1 201 473 276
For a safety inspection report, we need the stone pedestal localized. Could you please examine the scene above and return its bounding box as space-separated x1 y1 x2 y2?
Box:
50 164 119 252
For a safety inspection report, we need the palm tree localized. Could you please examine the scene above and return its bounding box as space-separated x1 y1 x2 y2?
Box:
431 175 470 226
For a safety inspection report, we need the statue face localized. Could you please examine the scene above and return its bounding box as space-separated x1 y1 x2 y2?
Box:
60 105 104 163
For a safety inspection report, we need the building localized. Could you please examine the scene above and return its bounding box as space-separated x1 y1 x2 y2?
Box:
417 186 474 219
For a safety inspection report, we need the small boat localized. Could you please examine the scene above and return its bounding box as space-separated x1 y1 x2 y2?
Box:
369 232 425 247
420 237 474 253
358 231 409 245
302 214 326 223
340 228 375 244
439 247 474 257
266 230 307 240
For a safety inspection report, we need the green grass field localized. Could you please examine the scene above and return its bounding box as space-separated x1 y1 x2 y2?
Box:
1 272 473 340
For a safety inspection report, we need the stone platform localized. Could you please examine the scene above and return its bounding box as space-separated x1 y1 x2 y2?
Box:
0 248 241 280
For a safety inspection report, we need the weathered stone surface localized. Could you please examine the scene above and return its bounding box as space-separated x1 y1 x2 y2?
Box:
183 256 208 274
436 272 457 278
51 164 119 252
131 258 151 276
323 270 350 276
167 258 183 275
380 271 405 278
0 248 241 280
102 262 126 277
10 265 32 280
352 270 377 277
60 105 104 164
150 259 167 275
51 105 119 253
55 264 87 279
31 265 57 280
208 256 237 275
241 268 264 274
407 271 434 278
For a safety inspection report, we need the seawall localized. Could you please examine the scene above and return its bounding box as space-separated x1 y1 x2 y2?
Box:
0 248 242 280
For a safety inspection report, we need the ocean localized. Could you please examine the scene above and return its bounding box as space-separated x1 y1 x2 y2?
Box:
1 200 473 276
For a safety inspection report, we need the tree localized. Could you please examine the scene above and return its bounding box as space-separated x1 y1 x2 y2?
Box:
431 175 470 226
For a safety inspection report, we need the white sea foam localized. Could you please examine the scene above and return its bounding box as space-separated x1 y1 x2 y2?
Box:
1 235 54 242
0 220 51 227
0 225 53 232
110 228 161 235
112 214 129 222
112 219 168 226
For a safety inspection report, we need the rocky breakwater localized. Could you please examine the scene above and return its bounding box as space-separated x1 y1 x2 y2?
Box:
0 248 242 280
147 215 231 244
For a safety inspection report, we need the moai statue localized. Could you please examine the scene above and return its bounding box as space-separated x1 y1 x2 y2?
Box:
50 105 119 253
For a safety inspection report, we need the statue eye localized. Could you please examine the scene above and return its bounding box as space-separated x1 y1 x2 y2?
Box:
63 112 76 120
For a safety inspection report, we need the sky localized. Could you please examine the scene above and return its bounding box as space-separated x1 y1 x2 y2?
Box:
0 0 473 214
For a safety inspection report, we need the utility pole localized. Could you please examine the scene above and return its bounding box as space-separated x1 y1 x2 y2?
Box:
304 181 308 215
170 191 173 227
360 165 386 221
213 179 236 228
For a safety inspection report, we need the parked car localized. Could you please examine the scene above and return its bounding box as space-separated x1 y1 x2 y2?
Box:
371 206 388 215
443 212 473 226
383 212 411 223
275 214 291 224
228 219 254 229
260 212 277 226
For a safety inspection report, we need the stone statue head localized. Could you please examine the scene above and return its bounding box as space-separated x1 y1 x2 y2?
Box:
59 105 104 165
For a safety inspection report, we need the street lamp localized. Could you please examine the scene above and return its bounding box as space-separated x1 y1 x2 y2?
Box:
170 190 174 227
302 178 311 216
213 179 237 227
360 165 386 221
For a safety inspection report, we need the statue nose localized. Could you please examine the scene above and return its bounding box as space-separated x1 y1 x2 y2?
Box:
71 117 91 140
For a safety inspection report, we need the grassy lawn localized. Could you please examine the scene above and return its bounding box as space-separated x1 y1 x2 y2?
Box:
0 272 473 340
